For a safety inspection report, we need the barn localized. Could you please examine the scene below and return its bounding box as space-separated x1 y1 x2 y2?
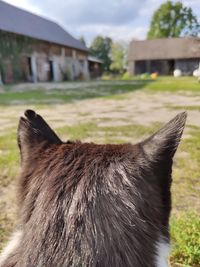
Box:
128 38 200 76
88 56 103 79
0 0 89 84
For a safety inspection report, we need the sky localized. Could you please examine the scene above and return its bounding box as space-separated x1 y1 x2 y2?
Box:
3 0 200 45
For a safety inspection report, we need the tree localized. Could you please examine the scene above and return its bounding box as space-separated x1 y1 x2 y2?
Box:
79 36 86 46
147 1 200 39
110 42 126 74
90 36 112 71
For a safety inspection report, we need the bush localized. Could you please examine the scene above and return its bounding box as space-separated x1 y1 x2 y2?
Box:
121 71 132 80
101 73 112 80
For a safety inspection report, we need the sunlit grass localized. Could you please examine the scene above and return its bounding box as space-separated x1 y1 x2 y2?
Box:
170 211 200 267
147 76 200 92
0 131 19 186
0 82 146 105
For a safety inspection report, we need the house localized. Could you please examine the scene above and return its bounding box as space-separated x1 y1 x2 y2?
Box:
0 0 89 83
88 56 103 79
128 38 200 76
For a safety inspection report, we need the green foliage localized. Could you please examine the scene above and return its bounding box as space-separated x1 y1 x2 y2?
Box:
101 73 113 80
0 31 32 82
170 211 200 266
121 72 132 80
110 42 126 74
147 1 200 39
90 36 112 71
140 73 151 79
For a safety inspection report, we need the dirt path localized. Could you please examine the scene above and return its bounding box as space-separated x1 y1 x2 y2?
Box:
0 90 199 133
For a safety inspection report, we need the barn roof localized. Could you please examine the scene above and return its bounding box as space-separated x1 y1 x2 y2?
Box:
128 38 200 61
88 56 103 64
0 0 88 52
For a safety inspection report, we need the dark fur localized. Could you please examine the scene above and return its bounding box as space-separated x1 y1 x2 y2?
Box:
1 110 186 267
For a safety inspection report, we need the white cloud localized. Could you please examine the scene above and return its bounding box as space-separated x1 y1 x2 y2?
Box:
26 0 146 26
77 24 147 45
3 0 200 44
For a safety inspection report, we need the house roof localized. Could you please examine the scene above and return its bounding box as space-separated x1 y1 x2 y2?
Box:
128 38 200 61
0 0 88 52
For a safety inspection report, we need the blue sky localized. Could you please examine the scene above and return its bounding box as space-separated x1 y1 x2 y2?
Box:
3 0 200 45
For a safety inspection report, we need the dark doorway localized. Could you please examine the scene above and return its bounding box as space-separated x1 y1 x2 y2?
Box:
135 61 147 74
27 57 33 77
168 60 175 75
48 60 54 81
26 56 34 82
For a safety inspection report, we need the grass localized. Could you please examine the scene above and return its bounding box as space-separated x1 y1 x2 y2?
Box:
0 81 148 105
146 76 200 92
57 122 98 141
166 105 200 111
0 131 19 186
0 213 15 251
0 77 200 265
0 76 199 105
56 121 163 144
96 122 162 143
170 211 200 267
102 76 200 93
173 127 200 204
169 126 200 266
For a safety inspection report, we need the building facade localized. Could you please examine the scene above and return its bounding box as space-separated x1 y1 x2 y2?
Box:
0 1 89 83
128 38 200 76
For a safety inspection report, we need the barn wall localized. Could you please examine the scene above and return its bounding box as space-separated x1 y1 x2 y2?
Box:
175 59 199 75
28 42 89 82
3 59 13 83
129 58 200 76
1 39 89 83
132 59 171 75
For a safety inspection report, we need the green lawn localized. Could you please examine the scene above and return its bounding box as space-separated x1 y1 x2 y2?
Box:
0 81 148 105
147 76 200 92
0 76 199 105
0 77 200 266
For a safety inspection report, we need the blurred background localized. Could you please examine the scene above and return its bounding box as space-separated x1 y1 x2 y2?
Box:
0 0 199 266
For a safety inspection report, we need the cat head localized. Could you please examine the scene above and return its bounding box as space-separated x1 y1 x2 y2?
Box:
16 109 186 266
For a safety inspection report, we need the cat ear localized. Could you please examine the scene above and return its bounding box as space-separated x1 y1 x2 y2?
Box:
141 112 187 161
18 110 62 163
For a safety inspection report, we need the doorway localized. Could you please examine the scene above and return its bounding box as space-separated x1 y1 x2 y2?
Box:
48 60 54 81
168 60 175 75
28 57 33 76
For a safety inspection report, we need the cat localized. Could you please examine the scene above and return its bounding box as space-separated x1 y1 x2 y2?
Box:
0 109 187 267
